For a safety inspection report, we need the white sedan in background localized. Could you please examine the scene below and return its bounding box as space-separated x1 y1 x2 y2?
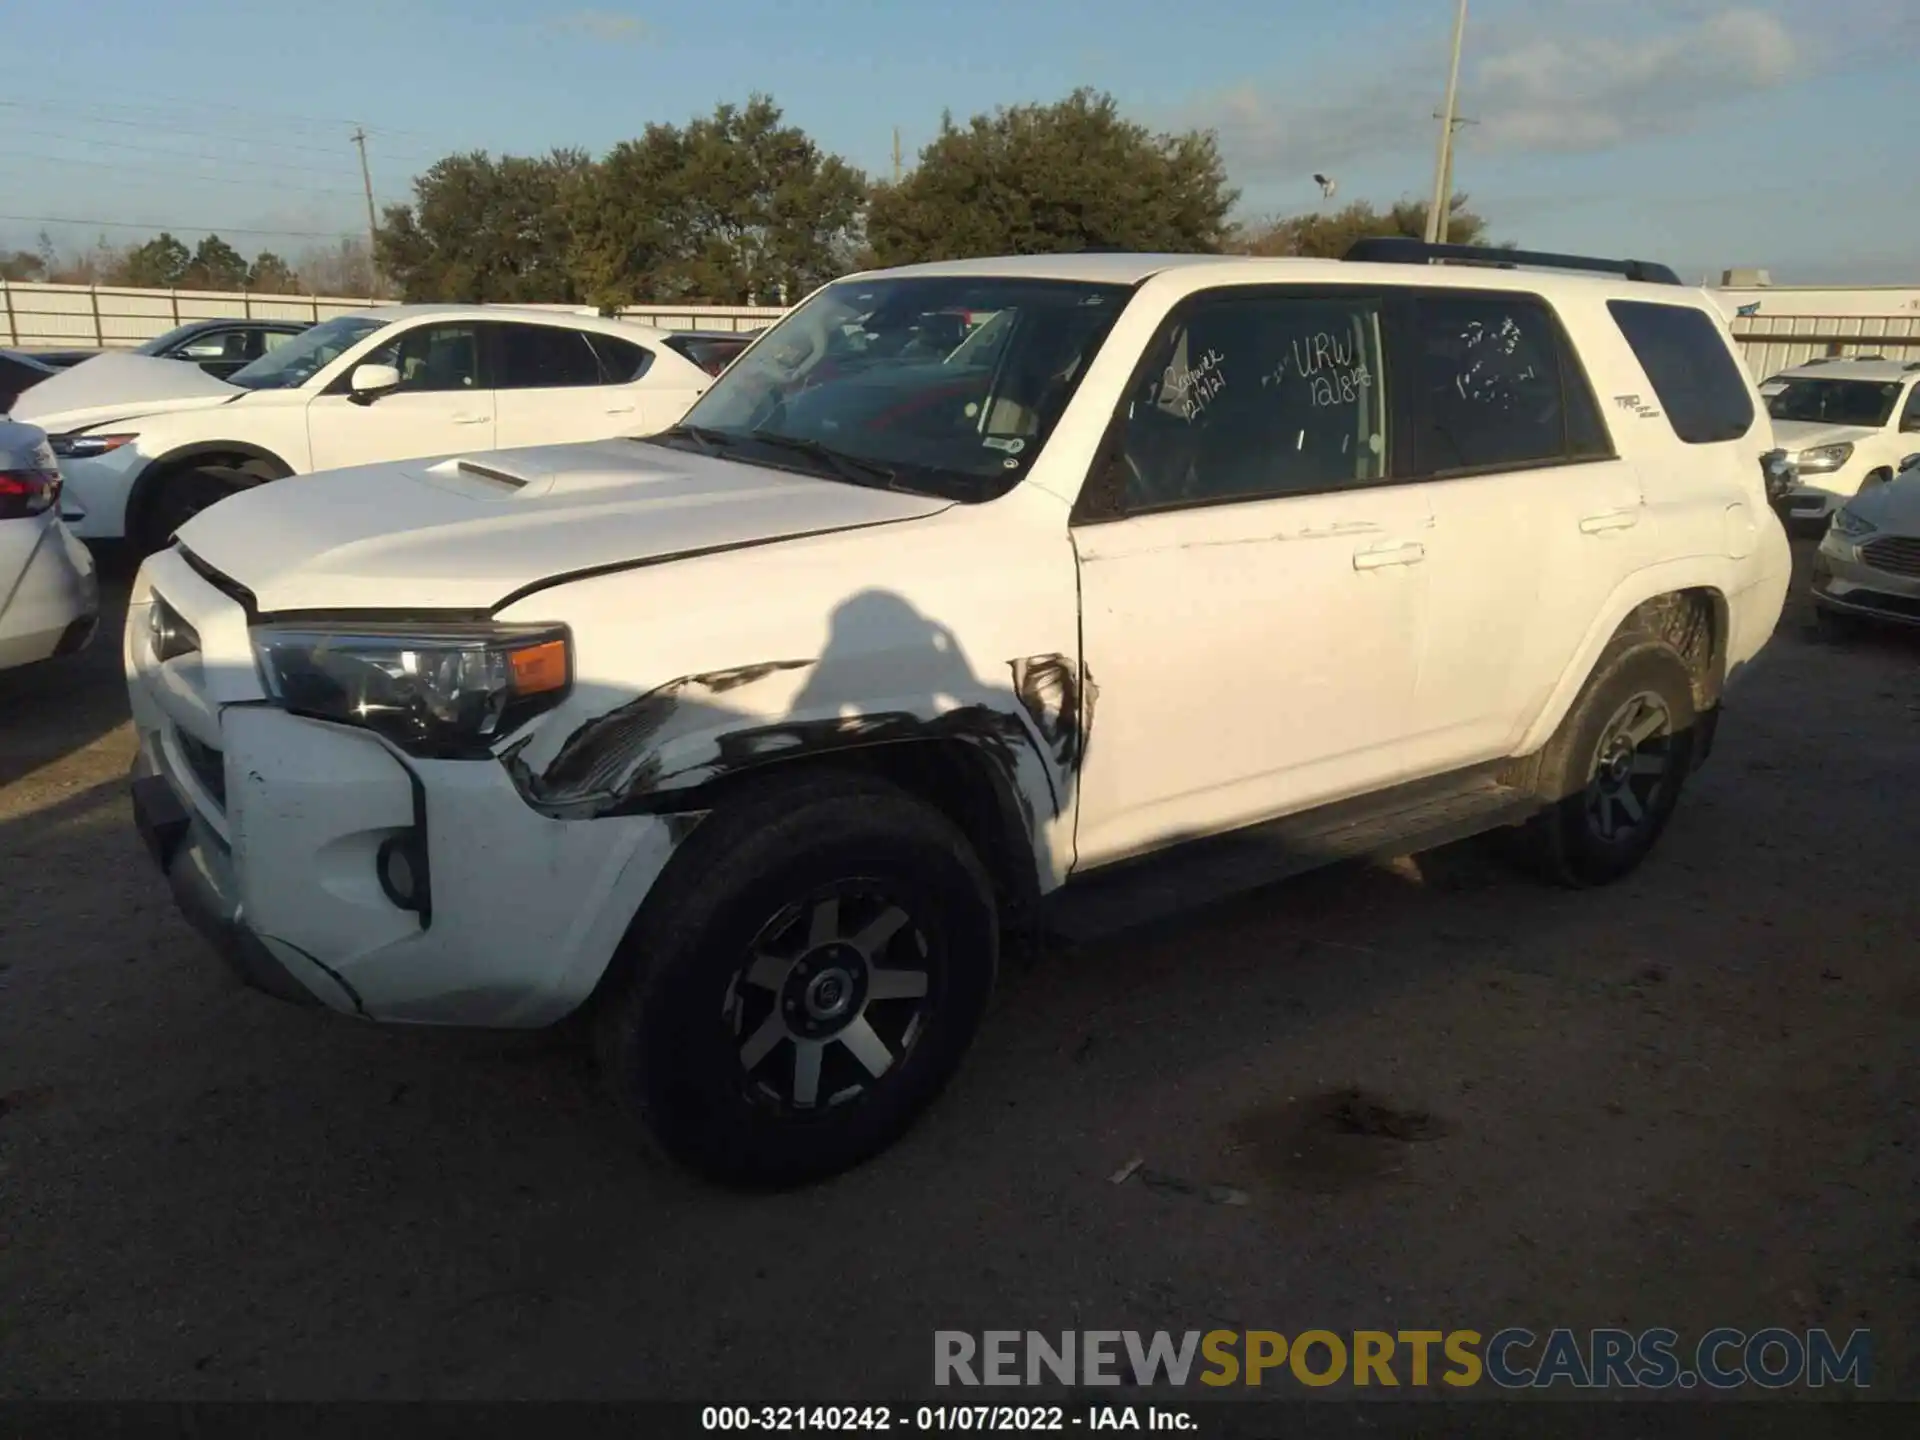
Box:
0 416 97 671
1765 359 1920 526
14 306 724 552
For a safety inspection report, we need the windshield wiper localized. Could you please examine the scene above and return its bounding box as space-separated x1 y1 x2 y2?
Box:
643 424 924 493
736 432 903 489
643 423 735 455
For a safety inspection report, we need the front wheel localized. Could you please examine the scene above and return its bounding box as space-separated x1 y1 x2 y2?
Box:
595 772 998 1187
1506 640 1699 888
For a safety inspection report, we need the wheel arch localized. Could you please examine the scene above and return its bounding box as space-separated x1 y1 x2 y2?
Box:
125 440 293 543
1514 568 1730 758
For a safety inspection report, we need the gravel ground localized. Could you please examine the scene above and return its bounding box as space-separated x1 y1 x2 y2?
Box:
1 542 1916 1401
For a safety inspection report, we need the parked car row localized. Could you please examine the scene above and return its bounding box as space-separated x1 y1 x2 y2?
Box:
19 249 1917 1182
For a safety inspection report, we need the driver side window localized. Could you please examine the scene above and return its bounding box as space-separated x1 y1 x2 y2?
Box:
364 323 485 392
1902 383 1920 434
1120 292 1389 512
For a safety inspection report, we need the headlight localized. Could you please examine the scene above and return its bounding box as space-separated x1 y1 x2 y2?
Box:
251 622 571 758
49 432 137 460
1796 442 1854 475
1830 507 1877 539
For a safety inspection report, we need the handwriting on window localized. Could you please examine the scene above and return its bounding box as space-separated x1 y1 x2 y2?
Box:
1164 347 1226 421
1260 329 1373 408
1454 316 1540 405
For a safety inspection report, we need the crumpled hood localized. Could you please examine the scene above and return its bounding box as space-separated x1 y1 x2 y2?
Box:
175 438 956 613
11 351 241 431
1771 419 1878 453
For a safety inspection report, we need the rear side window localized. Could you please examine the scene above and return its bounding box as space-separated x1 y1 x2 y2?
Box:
585 333 652 383
665 334 750 377
1411 295 1612 474
1607 301 1755 445
496 324 606 389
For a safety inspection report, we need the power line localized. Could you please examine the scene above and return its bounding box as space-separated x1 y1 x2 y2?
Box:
0 212 359 240
0 100 452 163
1 151 372 196
2 123 374 181
0 94 451 146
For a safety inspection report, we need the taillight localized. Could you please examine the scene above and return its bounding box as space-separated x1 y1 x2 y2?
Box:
0 466 61 520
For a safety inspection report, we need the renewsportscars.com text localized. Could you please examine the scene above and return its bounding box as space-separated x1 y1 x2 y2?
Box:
934 1328 1872 1391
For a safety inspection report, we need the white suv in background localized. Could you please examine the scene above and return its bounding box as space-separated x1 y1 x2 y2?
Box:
125 242 1789 1186
1763 358 1920 525
15 306 720 552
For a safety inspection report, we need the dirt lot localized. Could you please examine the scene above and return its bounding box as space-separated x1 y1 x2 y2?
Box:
2 544 1916 1401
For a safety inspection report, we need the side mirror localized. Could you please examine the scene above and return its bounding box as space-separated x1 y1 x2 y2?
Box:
348 362 401 404
1899 453 1920 474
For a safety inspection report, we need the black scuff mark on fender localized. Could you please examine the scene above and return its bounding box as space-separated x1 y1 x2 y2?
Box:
502 660 814 818
1010 654 1092 770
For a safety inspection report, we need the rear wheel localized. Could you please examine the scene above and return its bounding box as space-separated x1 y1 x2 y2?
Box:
1506 640 1699 888
595 772 998 1187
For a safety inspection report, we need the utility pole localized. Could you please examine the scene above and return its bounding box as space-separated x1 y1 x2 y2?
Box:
350 126 379 291
892 127 902 184
1432 112 1478 243
1424 0 1469 245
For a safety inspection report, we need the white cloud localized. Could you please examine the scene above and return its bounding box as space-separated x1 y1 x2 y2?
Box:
1474 9 1796 152
549 10 650 45
1190 5 1810 183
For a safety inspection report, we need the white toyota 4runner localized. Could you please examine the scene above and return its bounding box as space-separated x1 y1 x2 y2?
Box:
126 242 1791 1185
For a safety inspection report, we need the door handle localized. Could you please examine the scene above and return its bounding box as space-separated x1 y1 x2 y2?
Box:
450 413 490 426
1579 507 1640 534
1352 541 1426 571
604 404 636 416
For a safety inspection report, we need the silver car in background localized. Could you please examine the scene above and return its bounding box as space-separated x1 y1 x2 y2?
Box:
0 415 99 671
1813 452 1920 633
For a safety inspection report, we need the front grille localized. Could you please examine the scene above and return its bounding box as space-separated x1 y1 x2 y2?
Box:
175 730 226 807
1860 536 1920 579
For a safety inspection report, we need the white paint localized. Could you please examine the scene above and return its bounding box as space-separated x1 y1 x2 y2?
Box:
0 417 97 670
123 251 1791 1028
17 304 714 541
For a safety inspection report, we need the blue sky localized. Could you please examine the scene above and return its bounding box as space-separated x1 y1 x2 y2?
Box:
4 0 1915 283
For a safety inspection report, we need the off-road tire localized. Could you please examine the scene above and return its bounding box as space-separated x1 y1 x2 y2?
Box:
594 771 998 1188
1506 639 1699 888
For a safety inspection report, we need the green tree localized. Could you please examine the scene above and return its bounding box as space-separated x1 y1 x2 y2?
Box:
115 232 192 288
377 149 594 303
865 89 1237 265
181 234 249 290
246 251 300 293
1231 195 1496 258
0 249 46 281
570 95 867 307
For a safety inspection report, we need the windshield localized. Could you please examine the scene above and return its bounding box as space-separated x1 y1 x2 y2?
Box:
663 276 1131 499
1768 378 1902 428
226 315 388 390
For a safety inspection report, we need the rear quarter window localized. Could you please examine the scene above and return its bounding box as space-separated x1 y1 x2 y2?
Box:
1607 301 1755 445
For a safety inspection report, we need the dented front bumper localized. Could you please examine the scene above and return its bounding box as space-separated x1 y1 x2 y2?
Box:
126 550 684 1028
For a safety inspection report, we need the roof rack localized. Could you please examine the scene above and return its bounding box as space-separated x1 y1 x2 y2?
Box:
1342 237 1683 287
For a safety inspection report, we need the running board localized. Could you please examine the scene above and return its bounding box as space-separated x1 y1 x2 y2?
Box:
1045 772 1537 944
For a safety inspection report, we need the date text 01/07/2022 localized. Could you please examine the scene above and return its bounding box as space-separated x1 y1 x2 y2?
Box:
699 1404 1197 1432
